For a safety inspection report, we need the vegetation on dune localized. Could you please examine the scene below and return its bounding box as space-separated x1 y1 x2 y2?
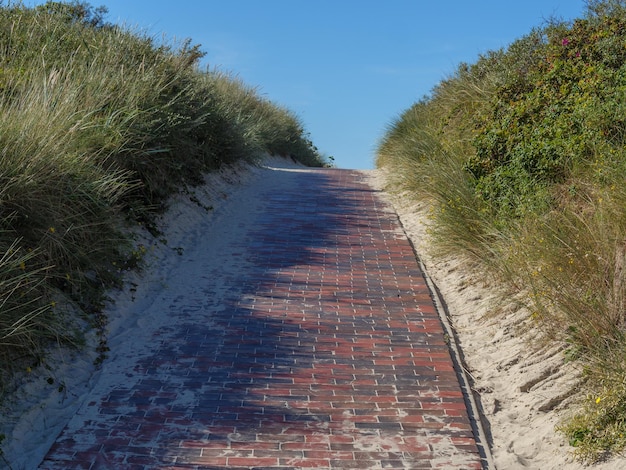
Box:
377 0 626 461
0 0 325 406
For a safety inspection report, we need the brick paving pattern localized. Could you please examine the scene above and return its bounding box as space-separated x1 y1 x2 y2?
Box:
40 169 485 469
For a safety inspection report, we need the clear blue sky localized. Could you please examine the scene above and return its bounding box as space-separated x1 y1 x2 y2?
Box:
30 1 586 169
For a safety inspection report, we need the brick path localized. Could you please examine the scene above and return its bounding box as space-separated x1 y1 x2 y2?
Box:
40 168 488 469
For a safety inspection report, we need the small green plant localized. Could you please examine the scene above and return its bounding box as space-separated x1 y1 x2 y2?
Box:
559 376 626 462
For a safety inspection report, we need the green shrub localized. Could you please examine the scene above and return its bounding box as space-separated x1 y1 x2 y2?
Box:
468 10 626 227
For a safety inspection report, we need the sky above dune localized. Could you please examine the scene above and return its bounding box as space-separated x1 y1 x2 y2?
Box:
28 1 586 169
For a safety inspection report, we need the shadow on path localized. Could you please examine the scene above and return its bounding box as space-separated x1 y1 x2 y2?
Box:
40 169 485 469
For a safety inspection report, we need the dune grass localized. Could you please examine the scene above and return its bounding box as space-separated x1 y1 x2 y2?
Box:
0 0 325 402
377 0 626 461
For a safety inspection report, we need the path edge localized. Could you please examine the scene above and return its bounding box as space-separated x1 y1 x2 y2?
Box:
394 214 497 470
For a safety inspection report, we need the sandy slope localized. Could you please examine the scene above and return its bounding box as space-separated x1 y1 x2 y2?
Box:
368 170 626 470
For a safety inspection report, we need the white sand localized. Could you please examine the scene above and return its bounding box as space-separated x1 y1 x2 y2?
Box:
368 169 626 470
